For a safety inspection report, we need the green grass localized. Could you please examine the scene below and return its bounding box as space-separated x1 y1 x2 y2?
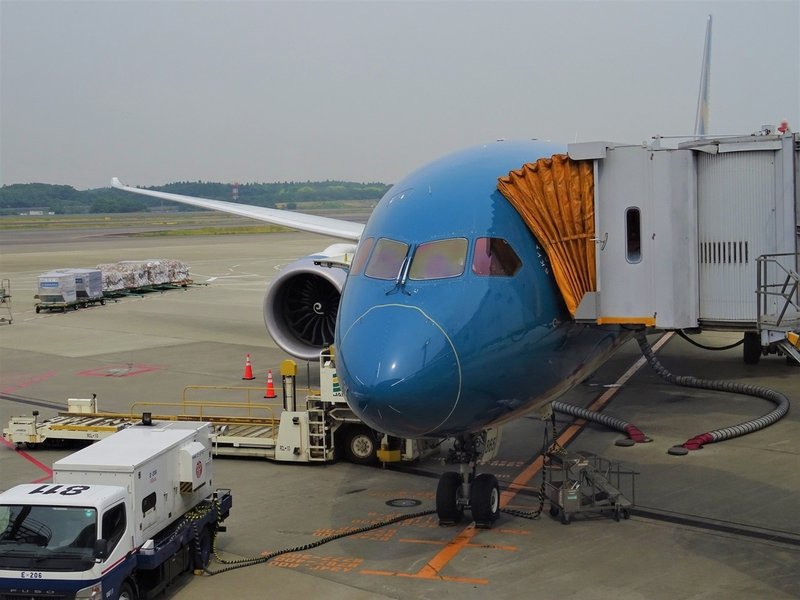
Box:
0 203 373 235
0 212 286 235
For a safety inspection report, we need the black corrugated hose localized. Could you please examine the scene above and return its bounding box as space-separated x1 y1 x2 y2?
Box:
551 400 650 443
636 332 790 451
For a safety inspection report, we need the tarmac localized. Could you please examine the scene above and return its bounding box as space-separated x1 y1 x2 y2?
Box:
1 224 798 599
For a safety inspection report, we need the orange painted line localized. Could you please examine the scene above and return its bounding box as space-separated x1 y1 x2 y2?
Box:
416 524 478 578
360 569 489 585
500 456 543 507
494 528 531 535
597 317 656 326
502 332 673 508
398 538 517 551
366 332 674 586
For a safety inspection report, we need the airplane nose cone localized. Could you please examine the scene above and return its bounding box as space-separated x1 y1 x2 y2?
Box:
337 305 461 438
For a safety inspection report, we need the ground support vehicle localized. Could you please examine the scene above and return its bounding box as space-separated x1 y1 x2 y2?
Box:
545 449 635 525
4 352 438 465
0 421 232 600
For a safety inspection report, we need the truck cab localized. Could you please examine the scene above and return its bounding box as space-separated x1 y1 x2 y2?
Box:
0 421 232 600
0 484 132 599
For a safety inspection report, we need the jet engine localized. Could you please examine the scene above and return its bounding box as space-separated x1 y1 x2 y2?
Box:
263 245 353 361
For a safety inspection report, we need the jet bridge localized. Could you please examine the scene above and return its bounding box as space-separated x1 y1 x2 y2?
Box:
499 131 799 363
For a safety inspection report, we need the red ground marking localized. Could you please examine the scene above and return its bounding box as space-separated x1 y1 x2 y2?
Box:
0 437 53 479
0 371 58 394
76 364 162 378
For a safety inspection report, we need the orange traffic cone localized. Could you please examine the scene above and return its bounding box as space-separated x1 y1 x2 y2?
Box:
264 369 277 399
242 354 255 380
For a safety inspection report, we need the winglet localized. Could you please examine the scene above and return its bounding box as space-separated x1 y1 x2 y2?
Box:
693 14 712 137
111 177 123 189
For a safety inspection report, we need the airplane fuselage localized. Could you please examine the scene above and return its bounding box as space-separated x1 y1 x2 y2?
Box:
335 141 628 439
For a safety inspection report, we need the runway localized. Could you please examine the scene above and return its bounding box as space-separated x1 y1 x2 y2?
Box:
1 224 798 599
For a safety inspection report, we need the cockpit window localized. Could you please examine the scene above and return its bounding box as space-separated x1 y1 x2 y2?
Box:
365 238 409 280
409 238 468 280
349 237 374 276
472 238 522 276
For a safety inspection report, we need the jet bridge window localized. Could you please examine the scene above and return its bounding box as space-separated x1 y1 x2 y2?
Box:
472 238 522 276
365 238 409 280
349 237 374 276
626 208 642 263
409 238 467 280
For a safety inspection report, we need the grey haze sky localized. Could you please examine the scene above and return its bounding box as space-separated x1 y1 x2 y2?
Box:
1 0 798 190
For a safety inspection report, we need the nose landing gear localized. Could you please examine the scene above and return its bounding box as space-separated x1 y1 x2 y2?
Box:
435 432 501 528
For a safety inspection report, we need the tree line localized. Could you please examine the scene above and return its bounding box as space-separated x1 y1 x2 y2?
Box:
0 181 391 215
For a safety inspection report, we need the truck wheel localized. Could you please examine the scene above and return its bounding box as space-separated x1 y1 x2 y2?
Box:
344 426 378 465
193 526 214 570
118 580 137 600
35 305 41 313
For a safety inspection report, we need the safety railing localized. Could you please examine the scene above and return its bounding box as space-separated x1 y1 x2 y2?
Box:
130 385 284 426
756 252 800 330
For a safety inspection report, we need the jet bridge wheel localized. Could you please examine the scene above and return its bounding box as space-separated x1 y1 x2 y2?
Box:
436 471 465 525
743 332 761 365
471 473 500 527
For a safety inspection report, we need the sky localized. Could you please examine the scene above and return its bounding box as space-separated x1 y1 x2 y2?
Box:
1 0 798 190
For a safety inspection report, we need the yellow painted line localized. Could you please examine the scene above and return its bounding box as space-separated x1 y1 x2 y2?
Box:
49 424 121 432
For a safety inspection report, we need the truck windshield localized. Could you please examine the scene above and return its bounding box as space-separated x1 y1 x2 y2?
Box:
0 504 97 569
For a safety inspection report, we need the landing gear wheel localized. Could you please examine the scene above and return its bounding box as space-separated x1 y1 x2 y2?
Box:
470 473 500 528
192 526 214 570
436 471 464 525
549 505 559 518
344 426 378 465
118 580 137 600
743 332 761 365
560 512 571 525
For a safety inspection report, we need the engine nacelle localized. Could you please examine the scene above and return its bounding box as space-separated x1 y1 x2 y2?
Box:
263 252 350 361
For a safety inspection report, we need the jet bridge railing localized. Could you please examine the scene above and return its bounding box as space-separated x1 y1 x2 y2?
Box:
756 253 800 332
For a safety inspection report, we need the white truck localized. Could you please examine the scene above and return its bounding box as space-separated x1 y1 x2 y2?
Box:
0 421 232 600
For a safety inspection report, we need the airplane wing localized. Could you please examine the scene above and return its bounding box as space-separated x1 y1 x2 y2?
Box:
111 177 364 241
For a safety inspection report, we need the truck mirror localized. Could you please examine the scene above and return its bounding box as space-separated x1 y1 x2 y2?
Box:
93 539 109 560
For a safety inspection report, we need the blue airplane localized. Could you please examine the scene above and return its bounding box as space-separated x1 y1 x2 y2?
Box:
113 15 714 528
112 140 630 527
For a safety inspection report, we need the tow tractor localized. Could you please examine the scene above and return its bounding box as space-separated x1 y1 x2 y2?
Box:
3 350 438 466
